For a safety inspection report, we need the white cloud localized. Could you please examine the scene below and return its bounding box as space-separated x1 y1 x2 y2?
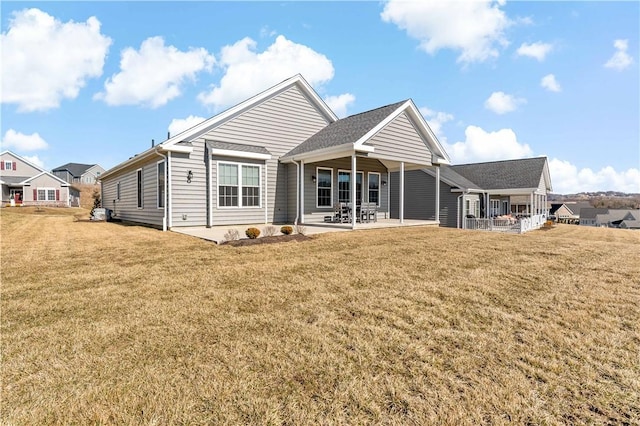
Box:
1 8 111 112
484 91 526 114
381 0 510 64
1 129 49 151
541 74 561 92
168 115 206 137
445 125 533 163
198 35 334 110
549 158 640 193
419 106 454 143
516 41 553 61
324 93 355 118
23 155 45 169
604 39 634 71
95 36 214 108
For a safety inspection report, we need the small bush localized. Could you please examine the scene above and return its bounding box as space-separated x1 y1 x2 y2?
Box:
280 225 293 235
294 224 307 235
245 227 261 239
223 229 240 241
263 225 277 236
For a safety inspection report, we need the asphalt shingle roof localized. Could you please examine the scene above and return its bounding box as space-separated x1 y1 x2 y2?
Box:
52 163 95 177
450 157 548 190
0 176 30 184
437 166 483 191
206 140 271 155
284 101 406 158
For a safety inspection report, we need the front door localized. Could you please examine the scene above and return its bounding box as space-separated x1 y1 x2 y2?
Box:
9 189 23 204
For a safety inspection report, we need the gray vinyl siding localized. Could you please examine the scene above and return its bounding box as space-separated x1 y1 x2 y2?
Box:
171 147 207 227
102 158 164 227
195 85 330 225
388 169 459 227
368 112 432 166
300 157 389 221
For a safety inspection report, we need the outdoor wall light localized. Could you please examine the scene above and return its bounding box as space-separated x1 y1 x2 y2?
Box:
187 170 193 183
311 175 316 183
382 180 387 186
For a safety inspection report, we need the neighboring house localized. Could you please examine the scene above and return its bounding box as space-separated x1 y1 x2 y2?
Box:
1 151 76 207
549 201 591 223
579 208 612 226
586 209 640 228
389 157 552 231
52 163 105 184
99 74 450 230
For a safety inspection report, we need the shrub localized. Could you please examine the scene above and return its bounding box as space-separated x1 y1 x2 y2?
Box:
294 224 307 235
263 225 277 237
223 229 240 241
245 227 261 239
280 225 293 235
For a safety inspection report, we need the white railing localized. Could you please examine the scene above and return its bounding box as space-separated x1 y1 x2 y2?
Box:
465 214 547 234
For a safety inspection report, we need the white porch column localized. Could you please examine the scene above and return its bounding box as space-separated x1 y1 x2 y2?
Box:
264 162 268 224
399 161 405 224
300 161 305 224
351 154 357 229
530 193 534 216
435 166 440 223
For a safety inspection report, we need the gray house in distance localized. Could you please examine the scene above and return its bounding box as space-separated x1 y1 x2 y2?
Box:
390 157 552 230
52 163 105 184
99 74 451 230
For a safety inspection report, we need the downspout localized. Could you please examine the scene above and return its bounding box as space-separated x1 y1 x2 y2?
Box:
293 160 300 225
457 193 463 229
154 150 168 231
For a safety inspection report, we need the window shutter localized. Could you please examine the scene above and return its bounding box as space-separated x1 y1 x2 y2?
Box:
56 190 60 201
12 162 16 171
33 189 38 200
1 162 4 170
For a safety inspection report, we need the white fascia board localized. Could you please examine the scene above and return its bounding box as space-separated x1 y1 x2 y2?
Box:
208 148 271 160
161 74 338 150
486 188 539 195
353 101 409 148
100 148 157 180
280 143 356 163
160 145 194 154
21 171 70 186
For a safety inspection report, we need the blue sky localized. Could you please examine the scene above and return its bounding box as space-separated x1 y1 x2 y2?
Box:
2 1 638 194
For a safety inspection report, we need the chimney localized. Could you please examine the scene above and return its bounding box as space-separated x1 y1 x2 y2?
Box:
151 139 155 147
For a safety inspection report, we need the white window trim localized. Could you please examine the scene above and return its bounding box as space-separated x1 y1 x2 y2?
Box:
37 187 56 201
367 172 381 207
157 160 165 209
337 169 364 204
216 161 262 209
5 161 13 170
315 167 333 209
136 168 143 209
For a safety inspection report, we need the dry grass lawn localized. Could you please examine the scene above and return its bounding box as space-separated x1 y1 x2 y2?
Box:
1 207 639 425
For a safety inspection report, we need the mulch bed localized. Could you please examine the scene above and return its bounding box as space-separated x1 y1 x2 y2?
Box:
220 234 312 246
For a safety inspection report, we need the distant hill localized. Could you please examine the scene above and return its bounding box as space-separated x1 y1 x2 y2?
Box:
548 192 640 209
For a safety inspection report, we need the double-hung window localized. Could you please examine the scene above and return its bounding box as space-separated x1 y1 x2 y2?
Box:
136 169 143 208
368 172 380 206
36 188 57 201
316 168 332 207
218 162 261 208
157 161 165 208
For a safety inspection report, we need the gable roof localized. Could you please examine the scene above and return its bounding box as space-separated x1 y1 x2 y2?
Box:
281 99 450 165
52 162 95 177
579 207 610 219
283 101 406 158
21 171 70 186
451 157 551 191
101 74 337 180
0 150 46 173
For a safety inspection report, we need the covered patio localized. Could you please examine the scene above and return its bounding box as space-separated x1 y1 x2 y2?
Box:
280 99 451 230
